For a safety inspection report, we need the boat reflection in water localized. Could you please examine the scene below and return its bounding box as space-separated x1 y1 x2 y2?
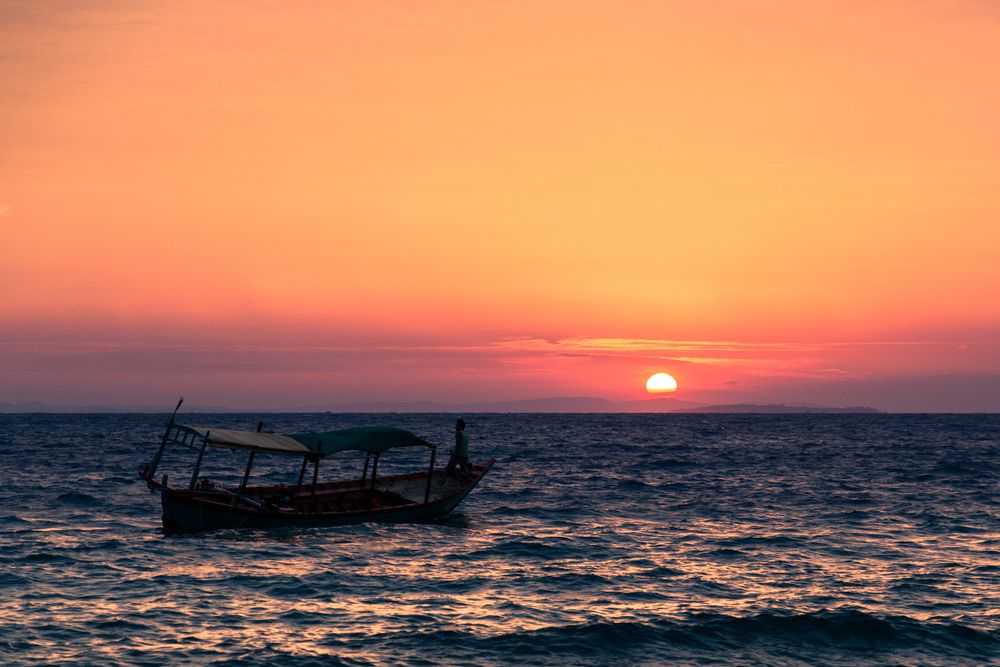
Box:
138 407 494 533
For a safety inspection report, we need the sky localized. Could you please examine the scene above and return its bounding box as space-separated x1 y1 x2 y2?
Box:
2 0 999 411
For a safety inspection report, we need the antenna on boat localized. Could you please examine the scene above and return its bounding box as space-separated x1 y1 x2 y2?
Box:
170 397 184 425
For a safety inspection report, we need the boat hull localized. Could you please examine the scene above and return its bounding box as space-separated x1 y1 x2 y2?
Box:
155 461 494 533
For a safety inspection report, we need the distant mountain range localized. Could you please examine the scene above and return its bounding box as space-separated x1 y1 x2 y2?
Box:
300 397 880 414
293 396 701 413
676 403 880 414
0 397 880 414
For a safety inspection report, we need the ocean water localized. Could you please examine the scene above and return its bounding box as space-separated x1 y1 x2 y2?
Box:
0 413 998 666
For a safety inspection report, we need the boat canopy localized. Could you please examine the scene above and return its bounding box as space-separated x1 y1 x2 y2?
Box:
290 427 436 455
178 425 435 457
180 426 312 454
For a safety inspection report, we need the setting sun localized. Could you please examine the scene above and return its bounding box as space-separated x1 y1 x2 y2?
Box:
645 373 678 393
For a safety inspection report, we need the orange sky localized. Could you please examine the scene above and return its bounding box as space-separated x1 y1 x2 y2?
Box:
2 1 999 410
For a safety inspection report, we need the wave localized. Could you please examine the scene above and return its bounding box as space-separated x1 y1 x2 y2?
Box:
68 539 126 553
55 492 102 507
333 610 999 665
715 534 803 547
703 547 747 559
532 571 613 587
91 618 152 632
648 457 696 469
105 475 139 486
21 552 78 564
468 610 1000 661
0 515 30 525
615 478 658 491
0 572 30 588
933 460 981 475
467 539 575 560
0 638 39 654
687 610 999 657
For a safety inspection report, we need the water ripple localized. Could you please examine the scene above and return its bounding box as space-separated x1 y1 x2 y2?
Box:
0 413 998 666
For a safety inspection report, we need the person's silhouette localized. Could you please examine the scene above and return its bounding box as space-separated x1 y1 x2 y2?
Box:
446 418 471 478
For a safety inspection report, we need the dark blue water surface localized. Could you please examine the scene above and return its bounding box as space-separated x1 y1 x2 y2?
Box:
1 413 998 666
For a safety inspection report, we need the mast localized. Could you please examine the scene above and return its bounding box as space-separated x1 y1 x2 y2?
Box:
146 397 184 480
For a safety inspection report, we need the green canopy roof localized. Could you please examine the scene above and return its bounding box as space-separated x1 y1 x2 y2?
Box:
290 426 436 455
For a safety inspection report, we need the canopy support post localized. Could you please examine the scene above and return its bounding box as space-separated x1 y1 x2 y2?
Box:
310 457 320 511
296 457 308 493
370 454 380 490
188 430 210 490
361 454 370 483
147 397 183 480
424 446 437 504
239 451 255 494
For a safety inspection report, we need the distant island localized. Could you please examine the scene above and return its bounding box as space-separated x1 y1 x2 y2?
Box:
676 404 880 414
0 397 880 414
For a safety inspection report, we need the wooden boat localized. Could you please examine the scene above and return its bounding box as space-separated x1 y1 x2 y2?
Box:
139 405 494 533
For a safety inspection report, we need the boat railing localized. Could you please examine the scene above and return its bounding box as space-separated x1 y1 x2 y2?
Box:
144 422 215 490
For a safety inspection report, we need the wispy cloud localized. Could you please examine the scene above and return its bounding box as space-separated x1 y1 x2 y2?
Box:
489 337 822 360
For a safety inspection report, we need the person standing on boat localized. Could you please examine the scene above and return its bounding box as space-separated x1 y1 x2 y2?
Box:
447 418 471 477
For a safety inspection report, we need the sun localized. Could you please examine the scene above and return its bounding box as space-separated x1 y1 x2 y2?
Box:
645 372 678 393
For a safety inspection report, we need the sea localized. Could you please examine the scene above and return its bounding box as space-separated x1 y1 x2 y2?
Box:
0 413 998 666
